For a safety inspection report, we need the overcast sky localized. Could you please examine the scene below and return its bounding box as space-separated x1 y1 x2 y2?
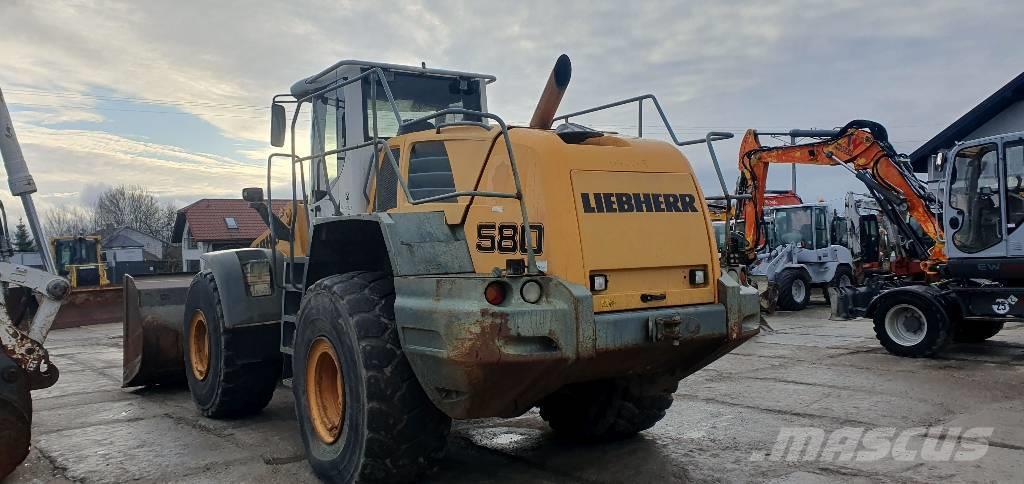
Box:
1 0 1022 222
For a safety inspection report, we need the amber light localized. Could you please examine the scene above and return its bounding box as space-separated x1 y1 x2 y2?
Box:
484 282 506 305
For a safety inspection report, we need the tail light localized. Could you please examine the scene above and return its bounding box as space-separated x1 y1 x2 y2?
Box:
484 282 507 305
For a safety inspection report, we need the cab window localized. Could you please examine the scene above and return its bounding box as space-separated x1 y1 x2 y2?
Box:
949 143 1002 253
364 71 482 139
1005 140 1024 235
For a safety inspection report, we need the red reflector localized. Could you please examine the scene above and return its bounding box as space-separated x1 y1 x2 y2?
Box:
484 282 506 305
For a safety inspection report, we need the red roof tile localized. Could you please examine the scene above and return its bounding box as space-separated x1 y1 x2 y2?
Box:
177 199 291 242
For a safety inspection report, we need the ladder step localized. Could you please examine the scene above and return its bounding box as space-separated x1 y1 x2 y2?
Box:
282 314 296 323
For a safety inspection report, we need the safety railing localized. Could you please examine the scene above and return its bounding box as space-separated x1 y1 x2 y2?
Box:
268 68 539 276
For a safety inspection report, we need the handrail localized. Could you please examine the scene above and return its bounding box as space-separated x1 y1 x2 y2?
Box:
382 108 537 274
277 71 540 276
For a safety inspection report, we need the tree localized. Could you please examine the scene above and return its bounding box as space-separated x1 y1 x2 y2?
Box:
92 185 176 242
44 206 95 238
12 218 35 252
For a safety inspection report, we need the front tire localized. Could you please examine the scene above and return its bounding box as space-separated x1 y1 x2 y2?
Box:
776 269 811 311
183 271 281 418
293 272 451 484
873 293 951 358
954 321 1004 343
539 377 676 442
823 265 855 304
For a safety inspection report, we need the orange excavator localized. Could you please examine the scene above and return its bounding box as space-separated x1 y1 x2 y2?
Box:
734 120 944 275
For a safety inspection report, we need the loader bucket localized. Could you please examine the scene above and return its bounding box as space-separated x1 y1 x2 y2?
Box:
122 273 194 387
52 286 123 329
829 285 877 320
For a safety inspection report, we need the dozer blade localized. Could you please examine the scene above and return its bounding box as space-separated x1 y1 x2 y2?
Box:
0 351 32 480
122 273 193 388
53 285 123 329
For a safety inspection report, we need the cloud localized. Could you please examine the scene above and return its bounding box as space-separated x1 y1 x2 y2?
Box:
0 0 1022 215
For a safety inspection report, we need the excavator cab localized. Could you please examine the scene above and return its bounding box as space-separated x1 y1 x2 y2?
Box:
941 133 1024 276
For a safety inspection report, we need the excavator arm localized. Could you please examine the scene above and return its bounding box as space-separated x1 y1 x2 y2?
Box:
735 120 945 271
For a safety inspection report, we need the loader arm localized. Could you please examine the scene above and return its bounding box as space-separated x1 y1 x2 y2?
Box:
735 120 944 271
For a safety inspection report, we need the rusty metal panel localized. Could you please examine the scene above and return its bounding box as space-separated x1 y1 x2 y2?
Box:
122 274 192 387
381 212 474 276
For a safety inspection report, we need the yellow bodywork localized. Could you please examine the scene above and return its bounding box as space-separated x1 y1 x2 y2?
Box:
371 126 720 313
49 236 111 289
252 201 310 258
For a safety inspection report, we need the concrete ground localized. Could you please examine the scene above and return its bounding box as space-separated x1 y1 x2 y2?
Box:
8 301 1024 483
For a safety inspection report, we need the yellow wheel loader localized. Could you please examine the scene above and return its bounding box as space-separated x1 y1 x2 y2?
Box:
123 55 761 483
0 88 71 479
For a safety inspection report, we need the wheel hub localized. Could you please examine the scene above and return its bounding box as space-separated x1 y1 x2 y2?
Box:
306 337 344 444
885 304 927 346
188 310 210 381
791 279 806 302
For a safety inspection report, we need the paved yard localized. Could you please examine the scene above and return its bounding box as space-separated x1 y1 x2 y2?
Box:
9 302 1024 483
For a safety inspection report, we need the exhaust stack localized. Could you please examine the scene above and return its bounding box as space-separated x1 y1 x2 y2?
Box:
529 54 572 129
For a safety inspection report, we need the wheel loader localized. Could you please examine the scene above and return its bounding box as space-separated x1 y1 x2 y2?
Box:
123 55 761 483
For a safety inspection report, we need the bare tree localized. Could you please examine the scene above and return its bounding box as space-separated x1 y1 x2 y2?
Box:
44 206 95 238
92 185 176 242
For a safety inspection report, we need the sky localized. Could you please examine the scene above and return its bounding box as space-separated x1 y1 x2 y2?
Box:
1 0 1022 224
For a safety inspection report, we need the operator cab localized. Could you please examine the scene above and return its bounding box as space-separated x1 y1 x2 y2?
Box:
940 132 1024 261
764 203 833 251
271 61 495 219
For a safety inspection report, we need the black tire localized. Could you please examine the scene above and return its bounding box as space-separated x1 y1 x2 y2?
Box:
823 265 855 304
539 378 676 442
872 292 952 358
293 272 451 484
954 321 1005 343
183 271 281 418
776 269 811 311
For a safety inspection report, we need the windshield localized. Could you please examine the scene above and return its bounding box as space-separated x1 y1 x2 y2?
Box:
770 207 814 248
364 71 483 139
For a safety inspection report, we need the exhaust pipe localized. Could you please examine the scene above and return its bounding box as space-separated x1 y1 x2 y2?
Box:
529 54 572 129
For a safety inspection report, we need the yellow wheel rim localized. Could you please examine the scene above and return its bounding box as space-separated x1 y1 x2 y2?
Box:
306 337 344 444
188 310 210 381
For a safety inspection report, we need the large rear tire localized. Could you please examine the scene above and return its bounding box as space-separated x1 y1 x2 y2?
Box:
539 377 676 442
954 321 1004 343
873 293 952 358
776 269 811 311
293 272 450 484
183 271 281 418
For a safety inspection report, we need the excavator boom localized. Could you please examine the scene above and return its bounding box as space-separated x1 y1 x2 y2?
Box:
735 120 945 272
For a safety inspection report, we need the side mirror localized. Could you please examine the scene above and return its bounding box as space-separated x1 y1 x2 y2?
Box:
270 103 286 147
242 187 265 203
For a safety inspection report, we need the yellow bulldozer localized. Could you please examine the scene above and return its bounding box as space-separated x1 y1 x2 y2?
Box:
121 55 761 483
50 235 122 327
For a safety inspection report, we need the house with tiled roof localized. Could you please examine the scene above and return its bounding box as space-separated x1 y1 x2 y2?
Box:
172 199 287 271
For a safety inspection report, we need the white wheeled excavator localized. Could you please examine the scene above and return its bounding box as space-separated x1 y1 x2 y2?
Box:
0 87 72 478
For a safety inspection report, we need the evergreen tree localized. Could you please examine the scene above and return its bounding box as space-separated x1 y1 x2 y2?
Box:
13 218 35 252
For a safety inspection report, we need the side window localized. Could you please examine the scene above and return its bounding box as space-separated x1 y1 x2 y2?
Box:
814 207 828 249
407 141 456 203
1005 141 1024 235
312 92 345 196
831 216 849 248
949 143 1002 253
374 148 401 212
